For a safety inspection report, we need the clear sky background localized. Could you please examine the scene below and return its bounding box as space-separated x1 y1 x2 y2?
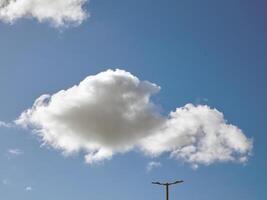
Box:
0 0 266 199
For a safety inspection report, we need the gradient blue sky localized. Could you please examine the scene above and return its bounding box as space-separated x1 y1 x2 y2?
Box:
0 0 266 199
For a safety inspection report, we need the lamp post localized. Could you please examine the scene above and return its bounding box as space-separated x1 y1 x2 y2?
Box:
152 180 184 200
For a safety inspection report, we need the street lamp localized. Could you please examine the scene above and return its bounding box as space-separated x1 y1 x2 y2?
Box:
152 180 184 200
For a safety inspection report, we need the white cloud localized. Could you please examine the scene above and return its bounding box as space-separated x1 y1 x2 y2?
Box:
16 69 253 168
0 0 88 27
25 186 32 191
147 161 161 172
7 148 23 156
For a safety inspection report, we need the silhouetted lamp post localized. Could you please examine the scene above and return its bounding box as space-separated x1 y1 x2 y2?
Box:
152 180 184 200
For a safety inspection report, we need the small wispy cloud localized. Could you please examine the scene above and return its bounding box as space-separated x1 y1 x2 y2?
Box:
7 148 24 156
0 121 12 128
147 161 162 172
195 97 209 104
2 179 10 185
25 186 33 192
3 179 33 192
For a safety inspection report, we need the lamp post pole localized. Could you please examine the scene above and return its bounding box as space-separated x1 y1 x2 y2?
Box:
152 180 184 200
166 184 169 200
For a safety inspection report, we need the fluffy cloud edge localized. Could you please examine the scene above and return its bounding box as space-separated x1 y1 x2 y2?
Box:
139 104 253 168
0 0 89 28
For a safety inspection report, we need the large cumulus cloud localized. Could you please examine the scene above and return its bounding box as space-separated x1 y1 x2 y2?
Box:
0 0 88 27
16 69 252 167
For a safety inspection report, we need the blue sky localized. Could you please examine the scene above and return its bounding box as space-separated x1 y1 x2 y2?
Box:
0 0 266 199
